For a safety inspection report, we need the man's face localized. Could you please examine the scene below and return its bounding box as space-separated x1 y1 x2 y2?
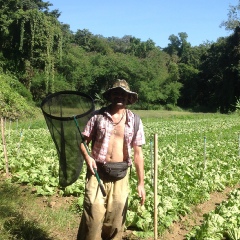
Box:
110 89 128 106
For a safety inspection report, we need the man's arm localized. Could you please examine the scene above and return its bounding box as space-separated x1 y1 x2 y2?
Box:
80 136 97 175
133 145 146 205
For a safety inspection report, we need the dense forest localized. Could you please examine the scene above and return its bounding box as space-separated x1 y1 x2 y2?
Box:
0 0 239 119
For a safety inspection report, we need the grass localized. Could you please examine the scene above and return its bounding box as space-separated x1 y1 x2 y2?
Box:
0 179 80 240
3 108 193 240
1 109 238 239
133 109 196 118
132 109 220 119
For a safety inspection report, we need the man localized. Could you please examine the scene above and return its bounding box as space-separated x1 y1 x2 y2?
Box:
77 79 145 240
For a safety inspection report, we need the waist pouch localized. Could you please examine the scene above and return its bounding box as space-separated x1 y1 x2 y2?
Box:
97 161 129 181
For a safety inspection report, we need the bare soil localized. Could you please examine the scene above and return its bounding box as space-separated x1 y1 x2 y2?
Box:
1 177 239 240
40 185 240 240
158 185 240 240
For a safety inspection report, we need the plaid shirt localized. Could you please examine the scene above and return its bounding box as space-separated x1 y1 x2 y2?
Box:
82 107 145 165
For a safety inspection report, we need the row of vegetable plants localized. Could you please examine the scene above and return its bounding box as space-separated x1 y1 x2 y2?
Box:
186 188 240 239
0 113 240 238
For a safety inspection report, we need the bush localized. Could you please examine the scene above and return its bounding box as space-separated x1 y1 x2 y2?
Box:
8 76 33 102
0 74 37 120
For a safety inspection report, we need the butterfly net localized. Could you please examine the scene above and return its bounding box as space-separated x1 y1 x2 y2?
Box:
41 91 95 187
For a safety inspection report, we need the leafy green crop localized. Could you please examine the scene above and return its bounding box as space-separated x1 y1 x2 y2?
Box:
186 189 240 240
1 113 240 238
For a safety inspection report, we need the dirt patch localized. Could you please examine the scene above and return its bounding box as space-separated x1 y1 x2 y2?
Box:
2 179 239 240
159 185 240 240
38 185 240 240
32 193 80 240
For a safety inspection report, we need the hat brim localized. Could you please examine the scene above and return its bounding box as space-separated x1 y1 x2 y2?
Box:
103 86 138 105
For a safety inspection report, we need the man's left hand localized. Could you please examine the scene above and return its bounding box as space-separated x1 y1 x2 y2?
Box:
137 185 146 205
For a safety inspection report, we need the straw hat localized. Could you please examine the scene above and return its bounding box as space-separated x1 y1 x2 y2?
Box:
103 79 138 105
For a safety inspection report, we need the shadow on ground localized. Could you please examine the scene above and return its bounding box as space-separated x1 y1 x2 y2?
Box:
0 181 53 240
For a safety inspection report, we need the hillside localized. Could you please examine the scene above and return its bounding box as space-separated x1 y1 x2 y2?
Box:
0 74 39 120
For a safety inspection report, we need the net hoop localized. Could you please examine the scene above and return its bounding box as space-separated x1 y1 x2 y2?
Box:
40 90 94 121
40 90 95 187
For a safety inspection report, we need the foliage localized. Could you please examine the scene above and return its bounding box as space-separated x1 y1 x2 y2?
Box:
186 189 240 239
220 0 240 31
0 0 63 93
234 98 240 113
56 45 93 92
1 113 240 238
3 73 33 101
0 0 240 113
0 181 79 240
0 74 37 119
196 27 240 113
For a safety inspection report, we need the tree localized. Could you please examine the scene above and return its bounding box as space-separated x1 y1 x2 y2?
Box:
220 0 240 31
0 0 63 93
107 35 132 53
128 37 156 58
74 29 93 51
195 27 240 113
177 63 199 108
56 45 92 92
164 34 181 56
163 32 191 62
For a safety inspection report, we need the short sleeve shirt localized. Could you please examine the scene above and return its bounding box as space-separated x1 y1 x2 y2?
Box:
82 107 145 165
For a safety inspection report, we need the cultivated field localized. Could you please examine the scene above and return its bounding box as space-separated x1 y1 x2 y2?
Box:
1 111 240 239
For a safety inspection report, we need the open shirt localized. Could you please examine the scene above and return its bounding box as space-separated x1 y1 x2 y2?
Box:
82 107 145 166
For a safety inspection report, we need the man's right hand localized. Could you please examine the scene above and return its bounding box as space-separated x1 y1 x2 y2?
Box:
86 156 97 175
80 139 97 175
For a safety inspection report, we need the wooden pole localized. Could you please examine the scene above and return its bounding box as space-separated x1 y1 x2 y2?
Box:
238 133 240 158
154 134 158 239
1 117 9 177
204 136 207 169
150 139 153 186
